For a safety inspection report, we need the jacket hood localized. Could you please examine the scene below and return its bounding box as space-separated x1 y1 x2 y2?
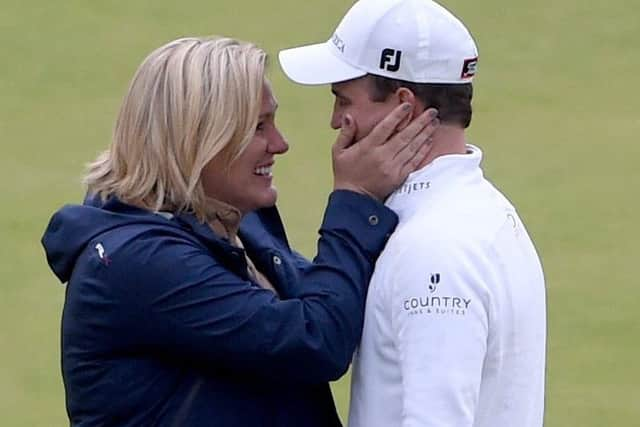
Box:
42 195 170 283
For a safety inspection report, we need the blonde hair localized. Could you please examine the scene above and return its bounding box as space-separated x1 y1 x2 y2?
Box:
85 36 266 220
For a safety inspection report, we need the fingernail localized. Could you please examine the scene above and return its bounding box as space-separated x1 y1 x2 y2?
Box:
402 103 412 111
429 109 438 118
433 118 440 126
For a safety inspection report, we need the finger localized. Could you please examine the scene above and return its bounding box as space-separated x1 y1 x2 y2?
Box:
393 127 432 167
392 117 439 160
397 108 438 143
380 107 437 157
333 114 357 152
363 102 413 147
382 108 438 158
398 132 435 178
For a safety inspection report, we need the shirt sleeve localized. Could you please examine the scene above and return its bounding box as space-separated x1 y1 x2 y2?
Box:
77 190 397 385
388 233 497 427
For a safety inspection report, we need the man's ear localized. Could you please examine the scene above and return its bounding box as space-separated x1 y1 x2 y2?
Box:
396 88 417 130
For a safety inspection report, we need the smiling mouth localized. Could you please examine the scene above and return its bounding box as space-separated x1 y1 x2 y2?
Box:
254 165 273 177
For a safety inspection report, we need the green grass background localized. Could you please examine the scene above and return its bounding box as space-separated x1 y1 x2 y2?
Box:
1 0 638 425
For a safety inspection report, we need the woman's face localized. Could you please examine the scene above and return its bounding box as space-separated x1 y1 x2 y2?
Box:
201 82 289 214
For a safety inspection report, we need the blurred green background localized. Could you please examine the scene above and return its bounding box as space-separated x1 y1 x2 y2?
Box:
1 0 638 425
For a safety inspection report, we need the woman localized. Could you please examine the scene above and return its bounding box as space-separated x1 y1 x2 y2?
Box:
42 37 437 426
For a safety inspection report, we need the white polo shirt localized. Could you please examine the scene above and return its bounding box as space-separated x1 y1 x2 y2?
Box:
348 145 546 427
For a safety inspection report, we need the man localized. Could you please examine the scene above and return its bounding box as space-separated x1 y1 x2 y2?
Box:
278 1 547 426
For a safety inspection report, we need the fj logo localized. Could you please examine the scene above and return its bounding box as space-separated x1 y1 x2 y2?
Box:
379 48 402 72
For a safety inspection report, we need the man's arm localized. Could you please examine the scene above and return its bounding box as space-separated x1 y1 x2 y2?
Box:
389 234 498 427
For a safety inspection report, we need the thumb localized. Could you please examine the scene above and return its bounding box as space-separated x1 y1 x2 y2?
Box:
334 114 356 151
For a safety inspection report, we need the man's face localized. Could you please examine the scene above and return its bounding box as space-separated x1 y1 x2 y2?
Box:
330 76 399 141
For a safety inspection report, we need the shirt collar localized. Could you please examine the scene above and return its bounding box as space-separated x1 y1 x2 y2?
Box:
385 144 483 220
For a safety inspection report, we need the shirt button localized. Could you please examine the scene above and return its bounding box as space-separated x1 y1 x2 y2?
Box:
273 255 282 265
368 215 379 226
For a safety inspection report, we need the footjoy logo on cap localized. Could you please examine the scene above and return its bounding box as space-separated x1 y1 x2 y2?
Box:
380 48 402 72
461 57 478 79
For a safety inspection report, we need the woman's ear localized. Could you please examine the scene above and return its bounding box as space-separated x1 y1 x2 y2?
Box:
395 87 417 130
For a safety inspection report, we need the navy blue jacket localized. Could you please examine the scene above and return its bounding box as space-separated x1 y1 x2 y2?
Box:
42 190 398 426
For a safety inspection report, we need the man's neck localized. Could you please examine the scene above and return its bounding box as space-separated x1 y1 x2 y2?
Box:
418 124 467 169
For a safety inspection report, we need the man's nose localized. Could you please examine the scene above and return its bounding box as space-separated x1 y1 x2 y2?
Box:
330 112 341 130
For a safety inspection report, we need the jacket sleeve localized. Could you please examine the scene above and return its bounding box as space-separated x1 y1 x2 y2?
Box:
387 234 495 427
96 190 396 384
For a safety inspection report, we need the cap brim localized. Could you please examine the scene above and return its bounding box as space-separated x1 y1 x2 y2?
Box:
278 42 366 86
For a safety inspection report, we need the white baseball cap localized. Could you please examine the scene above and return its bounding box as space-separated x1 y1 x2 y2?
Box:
279 0 478 85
